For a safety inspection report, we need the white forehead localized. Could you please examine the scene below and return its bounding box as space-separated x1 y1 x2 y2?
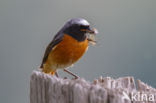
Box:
77 19 90 26
68 18 90 26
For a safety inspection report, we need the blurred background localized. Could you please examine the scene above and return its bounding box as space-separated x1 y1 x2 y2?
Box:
0 0 156 103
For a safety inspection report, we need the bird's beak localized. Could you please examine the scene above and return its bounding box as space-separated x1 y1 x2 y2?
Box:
87 27 98 35
80 27 98 45
86 27 98 45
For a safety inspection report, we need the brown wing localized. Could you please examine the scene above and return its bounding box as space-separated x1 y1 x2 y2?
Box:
40 32 64 68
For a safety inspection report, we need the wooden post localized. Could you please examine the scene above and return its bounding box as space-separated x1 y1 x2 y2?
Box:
30 70 156 103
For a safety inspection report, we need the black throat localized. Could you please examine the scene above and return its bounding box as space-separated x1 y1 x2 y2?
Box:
64 27 87 42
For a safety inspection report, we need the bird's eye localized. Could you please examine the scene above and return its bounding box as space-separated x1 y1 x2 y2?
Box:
80 25 89 30
80 25 90 32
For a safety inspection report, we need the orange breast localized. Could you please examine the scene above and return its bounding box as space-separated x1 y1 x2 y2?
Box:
46 34 88 69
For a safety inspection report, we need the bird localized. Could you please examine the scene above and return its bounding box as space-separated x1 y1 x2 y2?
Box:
40 18 98 78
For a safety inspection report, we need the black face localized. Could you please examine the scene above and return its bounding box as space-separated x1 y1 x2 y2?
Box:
63 24 91 42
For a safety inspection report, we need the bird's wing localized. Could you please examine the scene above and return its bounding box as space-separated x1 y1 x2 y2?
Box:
40 32 64 68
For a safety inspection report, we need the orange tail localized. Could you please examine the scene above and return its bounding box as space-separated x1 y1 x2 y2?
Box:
42 64 56 75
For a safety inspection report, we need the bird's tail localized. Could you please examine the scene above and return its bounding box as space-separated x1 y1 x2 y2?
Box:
42 64 56 75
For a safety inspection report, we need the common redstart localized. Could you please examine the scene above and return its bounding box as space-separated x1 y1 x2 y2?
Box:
40 18 98 78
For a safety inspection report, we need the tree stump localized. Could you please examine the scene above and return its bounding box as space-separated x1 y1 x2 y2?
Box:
30 70 156 103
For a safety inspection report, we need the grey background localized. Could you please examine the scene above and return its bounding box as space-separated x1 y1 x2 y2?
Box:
0 0 156 103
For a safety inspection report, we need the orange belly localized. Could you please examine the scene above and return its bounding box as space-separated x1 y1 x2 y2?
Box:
44 34 88 72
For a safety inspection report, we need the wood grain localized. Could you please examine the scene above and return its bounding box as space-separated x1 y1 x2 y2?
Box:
30 70 156 103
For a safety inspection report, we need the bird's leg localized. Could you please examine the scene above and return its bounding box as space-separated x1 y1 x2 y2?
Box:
63 69 79 79
55 71 59 77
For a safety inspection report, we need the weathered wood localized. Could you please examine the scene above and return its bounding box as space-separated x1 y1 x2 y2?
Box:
30 70 156 103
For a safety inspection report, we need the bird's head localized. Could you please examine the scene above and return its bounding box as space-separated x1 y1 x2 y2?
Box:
62 18 98 42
